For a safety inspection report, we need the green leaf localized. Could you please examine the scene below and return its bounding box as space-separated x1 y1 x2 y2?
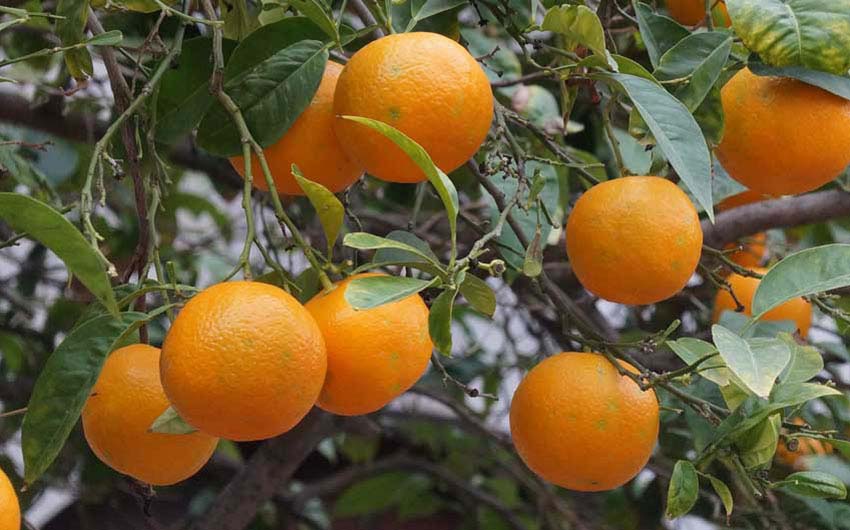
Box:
55 0 92 80
736 414 780 469
749 62 850 101
21 312 147 485
334 472 415 517
0 193 117 314
541 5 608 59
634 2 690 68
666 337 729 386
774 471 848 499
459 274 496 317
712 325 791 398
429 287 458 355
705 474 734 517
771 382 841 407
221 0 260 40
370 230 441 272
197 40 328 156
340 117 459 251
149 406 198 434
155 37 238 144
84 30 123 47
600 73 714 219
292 165 344 255
654 32 733 111
289 0 340 46
666 460 699 519
345 275 434 310
403 0 466 32
752 245 850 318
522 226 543 278
778 333 823 384
344 232 444 272
0 332 25 374
224 17 327 78
726 0 850 75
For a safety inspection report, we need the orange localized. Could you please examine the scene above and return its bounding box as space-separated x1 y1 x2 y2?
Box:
230 62 363 195
161 281 326 441
717 191 769 267
717 68 850 196
666 0 730 26
776 419 833 470
82 344 218 486
0 466 19 530
712 268 812 338
333 32 493 183
565 176 703 305
510 353 659 491
305 273 432 415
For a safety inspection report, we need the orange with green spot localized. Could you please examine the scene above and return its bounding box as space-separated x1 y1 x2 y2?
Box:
510 352 659 491
717 67 850 196
305 273 432 416
82 344 219 486
332 32 493 183
566 176 703 305
161 281 327 441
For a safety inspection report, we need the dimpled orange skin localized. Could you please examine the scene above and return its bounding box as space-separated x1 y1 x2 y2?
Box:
667 0 730 26
717 68 850 196
712 268 812 338
333 32 493 183
565 176 703 305
82 344 219 486
230 62 363 195
305 273 432 416
510 353 659 491
0 467 20 530
161 282 326 441
717 191 769 267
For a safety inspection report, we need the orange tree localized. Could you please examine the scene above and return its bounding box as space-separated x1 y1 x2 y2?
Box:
2 0 850 529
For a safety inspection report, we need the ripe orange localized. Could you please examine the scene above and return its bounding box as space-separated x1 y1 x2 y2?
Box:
565 176 703 305
510 352 659 491
717 191 769 267
666 0 730 26
0 466 19 530
82 344 219 486
333 32 493 183
230 61 363 195
717 68 850 196
776 419 833 470
305 273 432 416
712 268 812 338
161 281 326 441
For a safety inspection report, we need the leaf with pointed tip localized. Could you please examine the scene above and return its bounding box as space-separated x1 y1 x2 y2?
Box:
149 406 198 434
712 325 790 398
345 275 434 310
293 165 345 255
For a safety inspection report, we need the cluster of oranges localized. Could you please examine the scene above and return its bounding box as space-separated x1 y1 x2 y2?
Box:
4 6 848 512
76 273 434 488
230 31 493 191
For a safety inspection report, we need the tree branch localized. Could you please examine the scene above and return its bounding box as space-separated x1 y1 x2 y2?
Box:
188 409 334 530
702 189 850 249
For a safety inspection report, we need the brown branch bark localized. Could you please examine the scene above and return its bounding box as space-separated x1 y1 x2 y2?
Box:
87 10 150 288
702 189 850 249
188 409 334 530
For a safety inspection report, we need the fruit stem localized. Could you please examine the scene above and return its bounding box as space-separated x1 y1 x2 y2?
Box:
201 0 334 291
